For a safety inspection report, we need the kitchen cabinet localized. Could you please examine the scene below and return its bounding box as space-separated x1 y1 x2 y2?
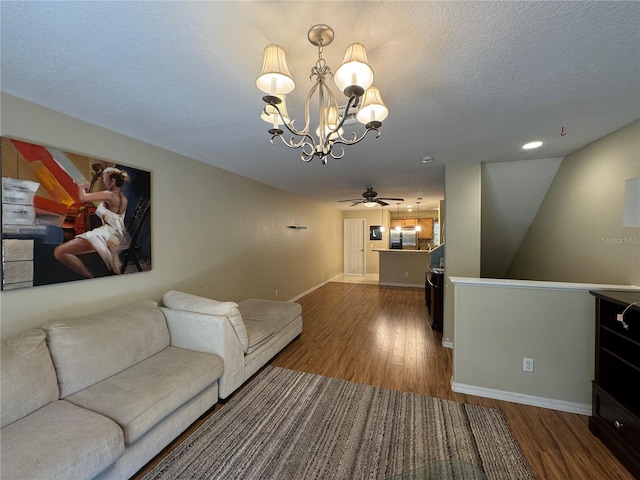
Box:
389 218 434 231
418 218 433 239
390 219 416 228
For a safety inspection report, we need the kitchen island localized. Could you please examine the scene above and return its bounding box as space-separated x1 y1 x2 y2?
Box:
373 249 432 287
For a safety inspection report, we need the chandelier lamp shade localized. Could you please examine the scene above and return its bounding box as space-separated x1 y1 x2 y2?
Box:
257 24 388 164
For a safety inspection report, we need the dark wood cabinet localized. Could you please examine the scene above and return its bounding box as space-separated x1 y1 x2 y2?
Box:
426 266 444 331
589 290 640 479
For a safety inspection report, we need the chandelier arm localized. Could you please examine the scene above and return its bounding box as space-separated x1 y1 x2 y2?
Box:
266 102 305 139
303 80 320 136
265 101 318 151
319 76 343 148
329 145 346 160
300 144 316 162
269 131 316 153
327 94 358 140
331 125 382 148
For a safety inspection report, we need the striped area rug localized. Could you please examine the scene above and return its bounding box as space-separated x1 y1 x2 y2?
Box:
142 366 534 480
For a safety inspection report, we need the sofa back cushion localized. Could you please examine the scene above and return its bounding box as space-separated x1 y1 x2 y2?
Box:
42 300 170 398
162 290 249 352
1 329 59 427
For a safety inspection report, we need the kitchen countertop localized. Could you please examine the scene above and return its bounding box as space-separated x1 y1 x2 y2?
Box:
372 249 433 253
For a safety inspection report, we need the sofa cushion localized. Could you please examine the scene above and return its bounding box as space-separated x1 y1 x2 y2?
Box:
65 346 223 445
238 299 302 354
163 290 249 352
0 329 59 428
42 300 170 397
0 400 124 480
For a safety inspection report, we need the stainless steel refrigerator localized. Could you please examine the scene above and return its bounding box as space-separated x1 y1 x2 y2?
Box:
389 228 417 249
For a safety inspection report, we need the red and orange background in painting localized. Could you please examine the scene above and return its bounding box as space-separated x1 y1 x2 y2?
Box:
1 137 151 289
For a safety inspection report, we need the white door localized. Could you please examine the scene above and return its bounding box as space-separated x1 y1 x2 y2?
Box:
344 219 365 275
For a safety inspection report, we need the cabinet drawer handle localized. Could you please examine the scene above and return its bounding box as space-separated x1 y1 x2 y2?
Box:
614 420 624 429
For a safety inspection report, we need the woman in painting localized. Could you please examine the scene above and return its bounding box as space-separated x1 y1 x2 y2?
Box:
54 167 131 278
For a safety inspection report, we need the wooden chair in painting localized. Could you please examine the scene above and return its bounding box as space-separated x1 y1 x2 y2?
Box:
120 198 150 274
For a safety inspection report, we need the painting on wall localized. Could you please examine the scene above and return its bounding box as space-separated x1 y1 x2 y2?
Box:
370 225 383 240
1 137 151 290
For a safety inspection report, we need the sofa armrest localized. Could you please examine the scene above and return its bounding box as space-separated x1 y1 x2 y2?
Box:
160 307 245 398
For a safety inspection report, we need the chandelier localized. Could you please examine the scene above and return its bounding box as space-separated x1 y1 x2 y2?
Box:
257 24 388 165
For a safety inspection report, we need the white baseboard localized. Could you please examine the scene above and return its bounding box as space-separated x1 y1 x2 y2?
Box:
287 276 340 303
442 339 453 349
288 277 423 301
451 381 591 415
378 282 423 288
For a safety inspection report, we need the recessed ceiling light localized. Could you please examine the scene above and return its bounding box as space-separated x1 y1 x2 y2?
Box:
421 156 434 163
522 141 543 150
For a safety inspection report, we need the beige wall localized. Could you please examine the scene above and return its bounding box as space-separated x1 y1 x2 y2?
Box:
342 208 389 274
0 94 343 338
507 119 640 285
442 163 481 345
450 278 631 413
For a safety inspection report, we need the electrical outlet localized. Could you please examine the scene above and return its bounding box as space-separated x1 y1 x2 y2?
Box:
275 290 279 297
523 358 534 372
404 272 409 277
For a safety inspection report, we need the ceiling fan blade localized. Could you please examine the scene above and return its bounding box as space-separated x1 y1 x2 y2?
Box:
376 200 389 206
337 198 363 203
378 197 404 202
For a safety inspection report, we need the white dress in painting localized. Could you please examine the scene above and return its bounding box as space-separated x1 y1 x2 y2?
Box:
77 202 131 274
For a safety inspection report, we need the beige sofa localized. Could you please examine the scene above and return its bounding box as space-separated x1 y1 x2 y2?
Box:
162 290 303 399
0 300 224 480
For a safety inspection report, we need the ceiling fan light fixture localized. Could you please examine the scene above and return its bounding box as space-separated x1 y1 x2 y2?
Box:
363 201 377 208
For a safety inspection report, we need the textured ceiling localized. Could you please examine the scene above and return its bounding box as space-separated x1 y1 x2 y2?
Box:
1 1 638 211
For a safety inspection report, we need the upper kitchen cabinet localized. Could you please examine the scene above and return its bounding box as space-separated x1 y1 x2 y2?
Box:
418 218 434 239
390 218 419 228
402 218 417 227
389 217 434 239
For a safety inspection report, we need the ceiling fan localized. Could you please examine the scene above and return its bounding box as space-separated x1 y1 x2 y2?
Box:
337 187 404 207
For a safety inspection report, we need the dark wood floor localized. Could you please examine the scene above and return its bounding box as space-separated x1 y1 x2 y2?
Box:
135 282 633 480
